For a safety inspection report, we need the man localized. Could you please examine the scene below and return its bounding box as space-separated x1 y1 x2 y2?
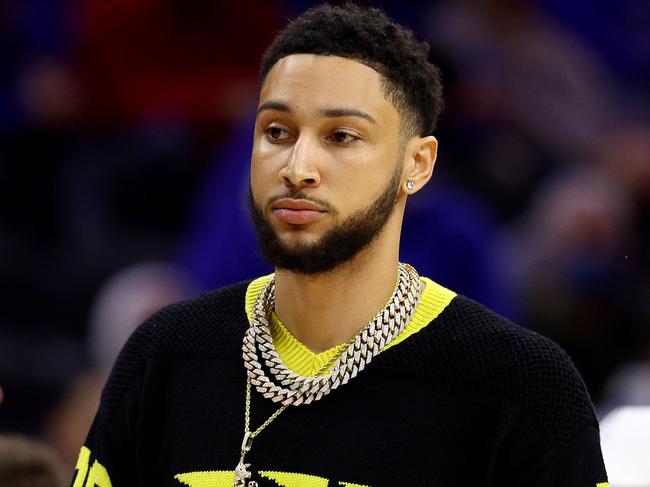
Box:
73 4 609 486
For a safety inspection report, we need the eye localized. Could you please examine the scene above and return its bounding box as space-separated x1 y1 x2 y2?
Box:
265 125 291 142
329 130 359 145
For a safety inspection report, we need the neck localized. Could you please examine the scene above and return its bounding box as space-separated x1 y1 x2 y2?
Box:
273 227 401 353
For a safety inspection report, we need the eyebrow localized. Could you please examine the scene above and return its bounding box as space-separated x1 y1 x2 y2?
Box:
257 101 290 114
320 108 377 125
257 101 377 125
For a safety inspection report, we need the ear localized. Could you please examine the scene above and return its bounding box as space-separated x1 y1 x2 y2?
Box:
401 135 437 195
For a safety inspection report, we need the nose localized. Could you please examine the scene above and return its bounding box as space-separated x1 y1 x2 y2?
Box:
278 135 321 189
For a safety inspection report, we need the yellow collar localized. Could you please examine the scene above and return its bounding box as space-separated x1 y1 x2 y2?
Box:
244 274 455 377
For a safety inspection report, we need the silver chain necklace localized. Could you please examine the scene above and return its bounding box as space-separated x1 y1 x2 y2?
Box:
234 263 422 487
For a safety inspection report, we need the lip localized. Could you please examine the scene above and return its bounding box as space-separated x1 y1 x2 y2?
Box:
271 199 327 225
271 199 326 212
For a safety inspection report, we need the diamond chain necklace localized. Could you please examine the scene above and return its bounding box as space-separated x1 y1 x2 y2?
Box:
234 263 422 487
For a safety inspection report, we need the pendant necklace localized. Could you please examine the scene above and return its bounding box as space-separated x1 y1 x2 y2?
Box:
234 263 422 487
235 337 349 487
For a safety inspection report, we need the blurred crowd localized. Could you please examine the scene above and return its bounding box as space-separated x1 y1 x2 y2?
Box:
0 0 648 483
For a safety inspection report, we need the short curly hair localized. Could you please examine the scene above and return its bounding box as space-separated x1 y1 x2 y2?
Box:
260 3 443 137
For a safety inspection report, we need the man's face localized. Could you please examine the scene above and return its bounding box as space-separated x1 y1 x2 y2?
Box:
249 54 405 274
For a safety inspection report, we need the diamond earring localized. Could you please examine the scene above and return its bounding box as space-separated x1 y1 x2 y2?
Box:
406 181 415 191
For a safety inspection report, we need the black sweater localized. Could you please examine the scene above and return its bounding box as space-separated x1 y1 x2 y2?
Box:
73 281 609 486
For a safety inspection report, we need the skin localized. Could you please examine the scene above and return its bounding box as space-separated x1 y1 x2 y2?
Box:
250 54 438 353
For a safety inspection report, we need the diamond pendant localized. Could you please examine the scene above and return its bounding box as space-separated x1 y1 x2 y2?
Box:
233 432 257 487
233 459 255 487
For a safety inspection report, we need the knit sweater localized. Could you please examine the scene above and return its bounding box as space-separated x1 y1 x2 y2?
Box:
73 278 609 487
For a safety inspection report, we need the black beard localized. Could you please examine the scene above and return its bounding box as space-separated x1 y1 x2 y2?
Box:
248 166 402 275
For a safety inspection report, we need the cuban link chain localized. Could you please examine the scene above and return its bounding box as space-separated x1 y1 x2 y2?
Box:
234 263 422 486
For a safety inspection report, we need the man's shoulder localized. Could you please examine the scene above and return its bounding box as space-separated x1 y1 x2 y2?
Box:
154 280 251 330
96 281 251 421
435 294 574 371
385 294 598 445
116 280 251 366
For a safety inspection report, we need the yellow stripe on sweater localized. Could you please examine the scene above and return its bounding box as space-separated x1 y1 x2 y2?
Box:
244 273 455 377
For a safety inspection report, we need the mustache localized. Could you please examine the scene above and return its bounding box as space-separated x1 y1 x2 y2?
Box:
266 192 337 213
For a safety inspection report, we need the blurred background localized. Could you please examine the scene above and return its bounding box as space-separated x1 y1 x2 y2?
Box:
0 0 648 481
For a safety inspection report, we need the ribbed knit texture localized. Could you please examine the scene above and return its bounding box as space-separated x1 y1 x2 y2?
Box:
78 278 608 486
